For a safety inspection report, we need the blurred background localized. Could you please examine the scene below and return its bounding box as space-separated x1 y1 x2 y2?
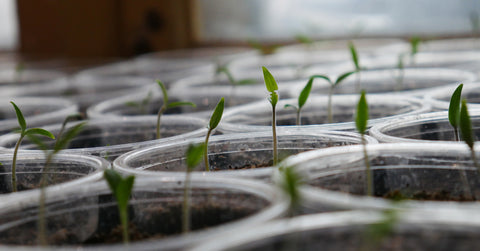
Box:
1 0 479 61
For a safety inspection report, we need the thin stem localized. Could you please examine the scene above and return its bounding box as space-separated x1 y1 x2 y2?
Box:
37 153 53 246
182 170 192 233
156 105 166 139
204 129 212 171
296 109 301 126
362 135 372 196
272 106 278 165
327 86 334 123
453 127 460 142
11 134 25 192
120 205 129 244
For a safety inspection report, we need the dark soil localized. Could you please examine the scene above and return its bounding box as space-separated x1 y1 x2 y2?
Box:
383 189 476 202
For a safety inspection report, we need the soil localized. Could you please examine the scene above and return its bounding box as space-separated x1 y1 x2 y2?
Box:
382 189 476 202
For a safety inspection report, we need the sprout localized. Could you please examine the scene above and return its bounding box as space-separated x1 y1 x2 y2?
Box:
204 97 224 171
10 101 55 193
277 165 303 217
216 65 256 105
183 143 205 233
294 34 314 45
355 90 372 196
262 66 279 165
409 36 421 65
395 53 405 91
448 84 463 141
349 41 362 92
155 80 196 139
247 39 278 55
104 169 135 245
124 90 153 115
284 76 313 125
459 99 480 171
312 71 355 123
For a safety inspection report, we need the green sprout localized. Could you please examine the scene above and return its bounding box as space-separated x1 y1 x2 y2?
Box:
294 34 314 45
448 84 464 141
247 39 278 55
355 90 372 196
313 71 355 123
155 80 196 139
104 169 135 245
395 53 405 91
284 76 313 125
10 101 55 193
183 143 205 233
459 99 480 171
216 65 256 105
124 90 153 115
409 36 421 65
349 41 362 92
263 66 279 166
204 97 224 172
278 165 303 217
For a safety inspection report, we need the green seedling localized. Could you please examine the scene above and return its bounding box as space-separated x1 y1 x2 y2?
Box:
284 76 313 125
247 39 278 55
183 143 205 233
294 34 314 45
395 53 405 91
155 80 196 139
349 41 362 92
216 65 256 105
263 66 279 165
459 99 480 171
104 169 135 245
355 90 372 196
204 97 224 172
125 90 153 115
448 84 464 141
27 115 86 246
278 165 303 217
10 101 55 193
409 36 421 65
313 71 355 123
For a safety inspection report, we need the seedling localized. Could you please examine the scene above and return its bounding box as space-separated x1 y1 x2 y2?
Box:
10 101 55 192
155 80 196 139
216 64 256 105
459 99 480 171
182 143 205 233
263 66 279 165
349 41 362 92
247 39 278 55
124 90 153 115
448 84 463 141
284 76 313 125
312 71 355 123
395 53 405 91
355 90 372 196
409 36 421 65
104 169 135 244
277 165 303 217
294 34 314 46
204 97 224 172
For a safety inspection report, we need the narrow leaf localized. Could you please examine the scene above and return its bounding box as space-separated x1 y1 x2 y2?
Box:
356 90 369 135
309 75 332 85
460 99 475 149
298 78 313 108
410 36 421 55
284 104 298 111
10 101 26 132
157 80 168 105
26 134 50 152
209 97 224 130
116 176 135 210
269 92 279 107
349 41 360 71
236 79 257 85
186 143 205 170
334 71 356 86
104 169 123 195
25 128 55 139
167 101 196 109
54 122 86 153
448 84 463 128
262 66 278 92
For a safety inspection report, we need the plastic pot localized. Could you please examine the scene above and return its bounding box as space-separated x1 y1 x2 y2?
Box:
113 130 377 181
425 82 480 111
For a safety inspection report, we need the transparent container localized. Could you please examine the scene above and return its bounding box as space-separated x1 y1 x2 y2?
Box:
293 67 476 97
0 175 287 250
0 69 69 97
192 210 480 251
0 152 109 198
280 143 480 213
0 115 208 161
376 38 480 55
0 97 78 135
220 94 430 132
113 130 377 181
425 82 480 111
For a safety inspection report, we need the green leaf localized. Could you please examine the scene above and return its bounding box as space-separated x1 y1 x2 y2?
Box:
448 84 463 128
335 71 356 86
410 36 421 55
284 104 298 111
54 122 86 153
116 175 135 210
10 101 26 133
298 78 313 108
460 99 474 149
104 169 123 194
262 66 278 92
349 41 360 71
356 90 369 135
309 74 332 85
167 101 196 109
269 92 279 107
26 134 49 152
24 128 55 139
157 80 168 105
236 79 257 85
186 143 205 170
295 34 313 45
209 97 224 130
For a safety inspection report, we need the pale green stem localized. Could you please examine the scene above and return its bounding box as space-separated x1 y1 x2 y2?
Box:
119 204 129 244
37 153 54 246
272 105 278 165
296 109 301 126
11 134 25 192
156 105 167 139
204 129 212 171
362 135 372 196
327 86 334 123
182 170 192 233
453 127 460 142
